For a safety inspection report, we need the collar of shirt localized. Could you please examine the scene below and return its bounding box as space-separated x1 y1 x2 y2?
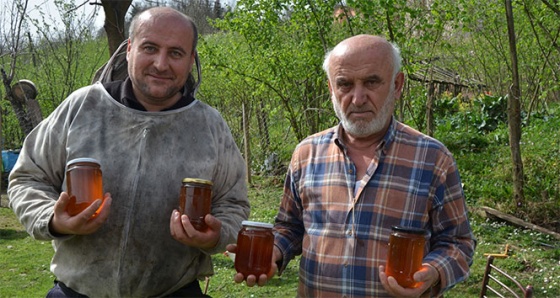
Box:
333 117 395 154
103 77 195 111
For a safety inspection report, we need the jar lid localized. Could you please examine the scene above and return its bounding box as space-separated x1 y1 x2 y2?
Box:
391 225 428 235
67 157 100 166
242 220 273 229
182 178 213 186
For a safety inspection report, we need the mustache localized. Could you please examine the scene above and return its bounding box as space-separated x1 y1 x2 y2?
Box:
346 105 373 114
145 69 173 78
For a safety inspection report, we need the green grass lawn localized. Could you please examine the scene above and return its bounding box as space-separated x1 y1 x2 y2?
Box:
1 178 559 297
0 205 55 297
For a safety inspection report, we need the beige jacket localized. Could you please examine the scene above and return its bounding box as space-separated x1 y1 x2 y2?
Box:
8 83 249 297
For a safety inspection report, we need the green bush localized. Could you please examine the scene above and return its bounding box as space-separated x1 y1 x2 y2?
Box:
437 102 560 232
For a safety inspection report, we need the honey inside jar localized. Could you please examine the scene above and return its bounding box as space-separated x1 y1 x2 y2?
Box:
385 225 427 288
179 178 213 231
234 221 274 278
66 158 103 216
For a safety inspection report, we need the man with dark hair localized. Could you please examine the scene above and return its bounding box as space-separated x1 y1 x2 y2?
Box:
9 7 249 297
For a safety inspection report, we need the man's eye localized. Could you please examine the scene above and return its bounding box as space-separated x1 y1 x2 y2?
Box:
365 78 382 88
365 81 378 87
337 82 351 89
170 51 183 58
144 46 156 53
336 81 350 87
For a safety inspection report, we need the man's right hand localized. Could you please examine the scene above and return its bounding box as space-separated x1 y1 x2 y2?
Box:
226 243 281 287
49 192 112 236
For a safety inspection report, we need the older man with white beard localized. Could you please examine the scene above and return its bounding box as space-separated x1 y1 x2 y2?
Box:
229 34 476 298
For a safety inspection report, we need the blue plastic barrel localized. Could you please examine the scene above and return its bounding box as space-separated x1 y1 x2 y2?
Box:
2 150 20 173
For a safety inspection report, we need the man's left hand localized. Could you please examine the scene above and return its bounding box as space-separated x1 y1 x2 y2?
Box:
169 210 221 249
379 264 439 298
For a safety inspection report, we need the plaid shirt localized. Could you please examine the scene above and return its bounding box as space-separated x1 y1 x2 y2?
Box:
274 119 476 297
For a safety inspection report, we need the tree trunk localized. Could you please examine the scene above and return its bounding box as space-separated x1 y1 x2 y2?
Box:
256 97 270 156
1 70 33 135
101 0 133 55
426 82 435 137
242 101 251 185
26 99 43 128
504 0 525 207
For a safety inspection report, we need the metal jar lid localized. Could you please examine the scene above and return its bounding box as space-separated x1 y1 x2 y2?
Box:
182 178 213 186
67 157 100 166
242 220 274 229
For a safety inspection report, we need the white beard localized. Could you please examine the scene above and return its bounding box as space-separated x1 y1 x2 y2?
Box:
332 88 395 138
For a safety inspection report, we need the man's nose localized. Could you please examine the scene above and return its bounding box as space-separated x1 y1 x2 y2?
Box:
153 52 169 70
352 85 368 106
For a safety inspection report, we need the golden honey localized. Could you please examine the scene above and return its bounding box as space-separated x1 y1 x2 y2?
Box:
179 178 213 231
385 225 427 288
234 221 274 278
66 158 103 216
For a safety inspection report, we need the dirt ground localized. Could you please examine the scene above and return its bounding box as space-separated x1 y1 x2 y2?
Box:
1 193 8 208
0 183 8 207
1 178 8 207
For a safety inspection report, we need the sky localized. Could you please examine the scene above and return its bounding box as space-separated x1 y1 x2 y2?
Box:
0 0 105 37
27 0 105 28
1 0 237 34
25 0 101 25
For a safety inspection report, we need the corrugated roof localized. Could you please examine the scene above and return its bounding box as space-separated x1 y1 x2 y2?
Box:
407 60 485 88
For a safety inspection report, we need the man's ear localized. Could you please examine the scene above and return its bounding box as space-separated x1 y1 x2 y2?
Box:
126 38 132 61
188 50 197 72
393 72 405 98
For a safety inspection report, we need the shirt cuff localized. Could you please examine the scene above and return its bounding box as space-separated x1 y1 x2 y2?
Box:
422 262 442 293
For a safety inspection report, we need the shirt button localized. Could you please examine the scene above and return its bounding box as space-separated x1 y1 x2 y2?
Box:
347 230 352 236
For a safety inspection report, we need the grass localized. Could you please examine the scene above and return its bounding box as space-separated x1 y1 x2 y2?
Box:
1 180 559 298
1 106 559 297
0 205 55 297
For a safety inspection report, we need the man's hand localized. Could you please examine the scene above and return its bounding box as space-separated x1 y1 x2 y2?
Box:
379 264 439 298
226 244 281 287
169 210 221 249
49 192 112 236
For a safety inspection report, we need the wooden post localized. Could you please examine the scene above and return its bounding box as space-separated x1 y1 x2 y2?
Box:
242 102 251 185
426 82 435 137
504 0 525 207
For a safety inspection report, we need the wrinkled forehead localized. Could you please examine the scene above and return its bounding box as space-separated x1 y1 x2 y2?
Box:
331 43 351 57
133 9 194 41
329 43 393 77
333 38 392 61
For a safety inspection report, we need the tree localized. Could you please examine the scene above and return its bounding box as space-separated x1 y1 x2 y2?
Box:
202 0 462 170
504 0 524 207
1 0 36 136
1 0 108 146
521 0 560 118
0 0 36 192
94 0 133 56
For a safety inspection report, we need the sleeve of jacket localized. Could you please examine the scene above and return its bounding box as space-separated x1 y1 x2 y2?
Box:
200 109 250 255
8 97 74 240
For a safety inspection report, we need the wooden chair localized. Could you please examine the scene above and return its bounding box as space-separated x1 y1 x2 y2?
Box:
479 255 534 298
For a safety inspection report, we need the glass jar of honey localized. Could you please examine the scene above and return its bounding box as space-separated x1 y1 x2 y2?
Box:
179 178 213 231
66 158 104 217
385 225 428 288
234 221 274 278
